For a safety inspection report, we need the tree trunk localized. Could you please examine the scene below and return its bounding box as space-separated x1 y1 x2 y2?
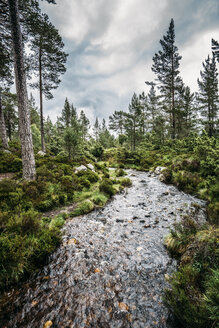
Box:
39 42 46 152
171 52 176 139
0 92 9 149
7 0 36 180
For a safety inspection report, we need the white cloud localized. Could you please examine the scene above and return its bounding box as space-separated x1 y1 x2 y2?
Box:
180 28 219 92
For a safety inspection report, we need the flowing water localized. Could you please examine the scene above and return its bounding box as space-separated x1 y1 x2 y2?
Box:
1 170 206 328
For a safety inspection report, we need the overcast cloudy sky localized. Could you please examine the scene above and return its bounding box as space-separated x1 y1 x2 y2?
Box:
38 0 219 124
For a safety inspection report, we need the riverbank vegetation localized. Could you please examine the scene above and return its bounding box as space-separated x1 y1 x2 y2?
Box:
0 2 218 326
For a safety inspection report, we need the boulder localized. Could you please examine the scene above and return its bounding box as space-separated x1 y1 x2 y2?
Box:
3 149 11 154
75 165 87 173
159 174 166 182
154 166 167 175
37 150 46 156
87 163 95 172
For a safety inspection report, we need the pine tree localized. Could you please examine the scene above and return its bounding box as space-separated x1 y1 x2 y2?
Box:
125 93 142 151
0 1 13 149
197 55 219 136
212 39 219 62
152 19 182 139
94 118 100 141
60 98 71 128
79 110 90 140
109 111 125 135
7 0 36 180
2 91 18 141
28 12 68 152
180 86 196 136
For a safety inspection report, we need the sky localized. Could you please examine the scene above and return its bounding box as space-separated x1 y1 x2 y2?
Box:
37 0 219 124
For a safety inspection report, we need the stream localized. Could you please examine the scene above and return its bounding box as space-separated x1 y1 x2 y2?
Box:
1 170 206 328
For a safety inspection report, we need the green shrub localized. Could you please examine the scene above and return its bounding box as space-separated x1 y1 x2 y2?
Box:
0 152 22 173
119 177 132 187
91 193 108 206
115 168 126 177
6 209 40 235
36 199 54 212
49 215 65 229
164 224 219 328
76 170 99 183
91 145 104 159
37 165 55 182
99 178 116 197
78 176 91 189
70 200 94 217
172 171 201 193
203 269 219 324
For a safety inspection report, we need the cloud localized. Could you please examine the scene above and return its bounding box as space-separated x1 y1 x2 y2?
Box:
38 0 219 125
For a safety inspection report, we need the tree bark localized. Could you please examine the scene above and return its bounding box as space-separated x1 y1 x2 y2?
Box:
171 52 176 139
0 91 9 149
7 0 36 180
39 42 46 152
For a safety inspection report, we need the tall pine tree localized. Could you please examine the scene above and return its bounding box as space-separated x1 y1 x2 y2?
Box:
28 12 68 152
197 54 218 136
152 19 182 139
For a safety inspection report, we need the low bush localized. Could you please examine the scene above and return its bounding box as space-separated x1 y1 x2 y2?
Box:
0 210 61 289
99 178 116 197
0 152 22 173
70 200 94 217
164 213 219 328
118 177 132 187
91 193 108 206
115 168 126 177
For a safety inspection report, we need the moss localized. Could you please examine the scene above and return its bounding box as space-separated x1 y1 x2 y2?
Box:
70 200 94 217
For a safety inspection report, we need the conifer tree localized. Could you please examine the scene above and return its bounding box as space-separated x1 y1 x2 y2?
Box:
212 39 219 62
60 98 71 128
2 92 18 141
7 0 36 179
181 86 196 135
94 118 100 141
152 19 182 139
28 12 68 152
79 110 90 140
109 111 125 135
197 55 219 136
125 93 142 151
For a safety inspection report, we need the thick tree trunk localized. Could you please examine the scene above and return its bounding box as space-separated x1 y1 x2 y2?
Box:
7 0 36 180
39 42 46 152
0 92 9 149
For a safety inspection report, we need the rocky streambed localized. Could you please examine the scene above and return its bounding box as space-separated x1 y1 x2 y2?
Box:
0 170 206 328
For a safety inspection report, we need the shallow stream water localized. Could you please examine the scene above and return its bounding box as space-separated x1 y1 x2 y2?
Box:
1 170 206 328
